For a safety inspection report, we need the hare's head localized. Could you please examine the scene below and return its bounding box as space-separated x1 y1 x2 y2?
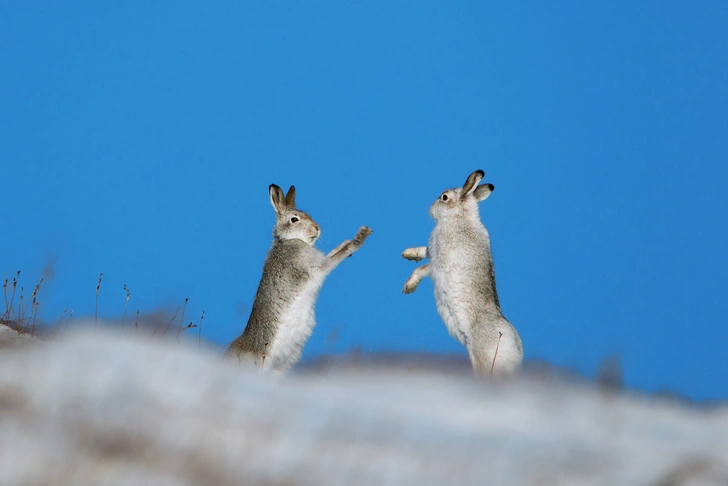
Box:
269 184 321 245
430 170 494 222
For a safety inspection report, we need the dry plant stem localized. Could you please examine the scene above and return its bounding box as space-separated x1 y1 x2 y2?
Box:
198 311 205 350
95 273 103 328
163 306 181 335
3 277 8 320
122 284 130 328
55 308 68 336
490 332 503 377
29 279 43 304
178 298 189 337
176 321 197 342
135 310 139 330
325 358 335 375
18 291 25 326
64 310 74 330
26 278 44 334
30 300 39 336
8 272 19 318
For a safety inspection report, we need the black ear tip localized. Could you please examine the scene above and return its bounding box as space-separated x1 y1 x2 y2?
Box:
476 170 485 177
487 183 495 191
288 185 296 192
269 184 279 191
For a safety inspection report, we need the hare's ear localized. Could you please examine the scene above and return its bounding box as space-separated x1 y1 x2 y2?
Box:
269 184 287 216
285 185 296 209
462 170 485 196
473 183 495 202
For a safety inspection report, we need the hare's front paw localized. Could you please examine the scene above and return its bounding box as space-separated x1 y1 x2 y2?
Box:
402 247 427 262
403 275 420 294
402 263 430 294
353 226 373 246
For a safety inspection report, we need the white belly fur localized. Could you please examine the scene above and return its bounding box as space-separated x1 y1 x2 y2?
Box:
265 275 325 372
432 267 472 346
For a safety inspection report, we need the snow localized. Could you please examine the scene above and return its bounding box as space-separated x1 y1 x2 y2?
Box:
0 325 726 485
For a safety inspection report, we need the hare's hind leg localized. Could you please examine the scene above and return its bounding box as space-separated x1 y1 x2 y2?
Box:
468 328 522 378
403 263 430 294
402 246 428 262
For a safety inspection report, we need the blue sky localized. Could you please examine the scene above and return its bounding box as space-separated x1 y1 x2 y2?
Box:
2 2 726 400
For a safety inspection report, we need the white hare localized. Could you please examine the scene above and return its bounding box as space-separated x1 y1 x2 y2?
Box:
226 184 372 374
402 170 523 377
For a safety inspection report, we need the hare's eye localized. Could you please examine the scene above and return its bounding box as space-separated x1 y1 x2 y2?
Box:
290 216 299 223
441 194 448 202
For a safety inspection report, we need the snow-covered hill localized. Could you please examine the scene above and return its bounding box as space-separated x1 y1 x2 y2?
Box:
1 326 726 485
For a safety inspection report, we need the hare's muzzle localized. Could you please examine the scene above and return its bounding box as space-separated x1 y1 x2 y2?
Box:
309 223 321 243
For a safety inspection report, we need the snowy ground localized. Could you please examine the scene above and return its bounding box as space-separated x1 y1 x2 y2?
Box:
1 324 726 485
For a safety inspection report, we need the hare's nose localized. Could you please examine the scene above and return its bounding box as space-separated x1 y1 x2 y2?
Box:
313 223 320 233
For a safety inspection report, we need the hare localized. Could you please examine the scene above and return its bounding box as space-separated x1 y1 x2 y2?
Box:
402 170 523 377
226 184 372 375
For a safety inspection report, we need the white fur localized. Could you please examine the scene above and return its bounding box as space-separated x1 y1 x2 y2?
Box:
403 170 523 377
429 223 491 345
264 258 327 373
226 184 372 375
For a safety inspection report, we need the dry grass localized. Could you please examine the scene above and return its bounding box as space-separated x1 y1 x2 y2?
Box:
1 269 206 343
1 271 43 336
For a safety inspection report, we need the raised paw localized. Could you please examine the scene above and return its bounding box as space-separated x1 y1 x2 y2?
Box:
353 226 373 246
403 276 419 294
402 246 427 262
